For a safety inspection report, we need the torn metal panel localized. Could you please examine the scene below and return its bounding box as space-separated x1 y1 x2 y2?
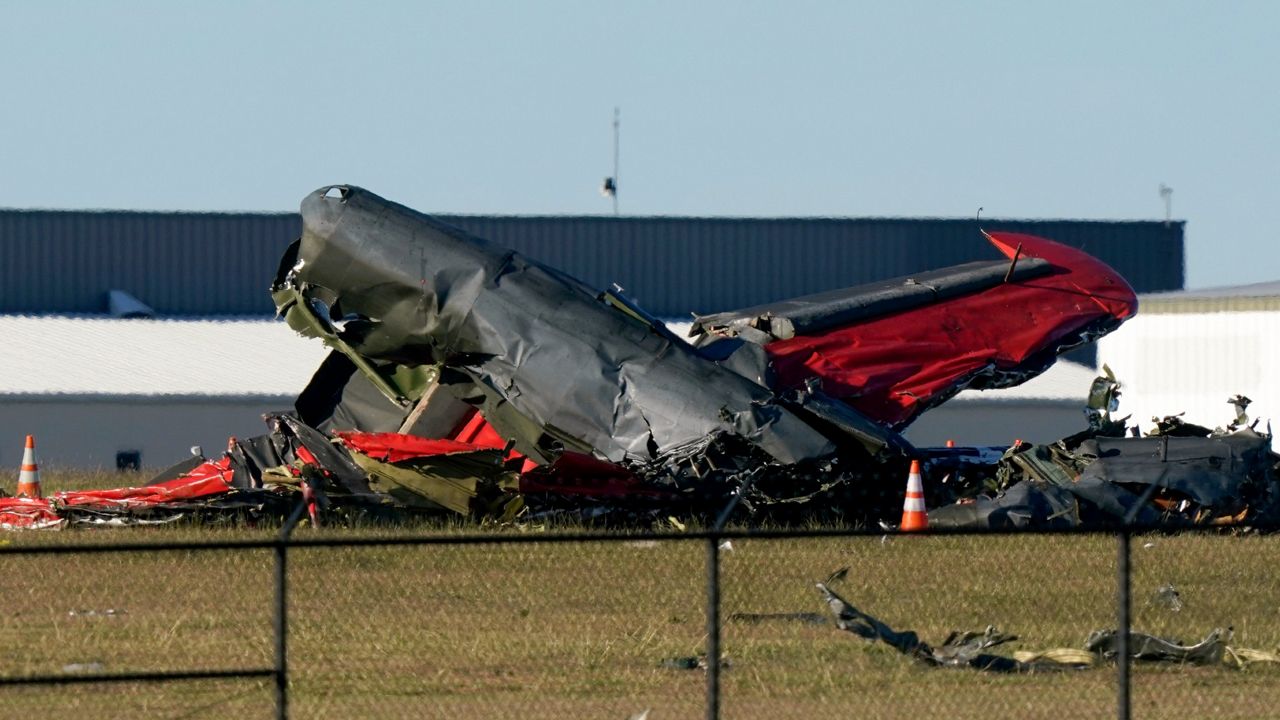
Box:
336 430 519 516
0 497 66 530
346 449 515 516
931 378 1280 528
788 388 918 458
928 480 1079 530
276 185 838 467
273 284 434 408
816 581 1063 673
0 457 290 529
294 351 412 434
1085 364 1122 431
1076 431 1272 514
1086 629 1230 665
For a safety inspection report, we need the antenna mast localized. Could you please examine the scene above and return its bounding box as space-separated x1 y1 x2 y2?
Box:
601 107 620 215
1159 184 1173 226
613 107 620 216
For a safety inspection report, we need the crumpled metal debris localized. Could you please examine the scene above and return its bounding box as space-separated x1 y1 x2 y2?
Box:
658 655 731 671
275 185 838 469
1086 628 1230 665
3 185 1146 529
815 577 1276 672
816 581 1072 672
1150 583 1184 612
261 185 1137 521
929 382 1280 530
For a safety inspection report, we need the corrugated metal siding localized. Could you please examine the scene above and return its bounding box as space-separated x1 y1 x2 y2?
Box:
0 211 300 314
441 216 1183 315
0 210 1183 317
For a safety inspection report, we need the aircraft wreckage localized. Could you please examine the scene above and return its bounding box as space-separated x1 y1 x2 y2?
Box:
3 185 1276 530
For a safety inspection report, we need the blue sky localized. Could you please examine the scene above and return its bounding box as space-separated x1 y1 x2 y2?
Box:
2 1 1276 288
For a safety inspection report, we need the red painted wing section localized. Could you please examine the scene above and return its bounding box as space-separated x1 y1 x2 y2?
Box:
56 457 237 508
0 458 237 529
765 231 1137 429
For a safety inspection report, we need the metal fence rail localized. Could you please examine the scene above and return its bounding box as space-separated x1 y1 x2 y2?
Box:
0 506 1267 720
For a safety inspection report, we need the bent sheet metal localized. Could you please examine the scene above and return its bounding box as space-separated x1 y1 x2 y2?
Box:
268 186 1137 503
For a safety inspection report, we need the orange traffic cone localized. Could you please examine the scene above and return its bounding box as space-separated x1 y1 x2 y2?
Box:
17 435 41 499
899 459 927 532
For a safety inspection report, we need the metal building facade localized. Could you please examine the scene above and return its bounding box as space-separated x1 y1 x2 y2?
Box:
0 210 301 315
1097 284 1280 446
0 209 1183 317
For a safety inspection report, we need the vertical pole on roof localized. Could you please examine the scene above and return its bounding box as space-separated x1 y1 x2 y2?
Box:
275 496 308 719
612 107 620 216
1116 528 1132 720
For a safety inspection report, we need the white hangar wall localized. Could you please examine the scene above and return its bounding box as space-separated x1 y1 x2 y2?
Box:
1097 310 1280 436
0 316 329 474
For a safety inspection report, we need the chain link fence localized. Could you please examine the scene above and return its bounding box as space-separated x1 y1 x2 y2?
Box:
3 517 1280 719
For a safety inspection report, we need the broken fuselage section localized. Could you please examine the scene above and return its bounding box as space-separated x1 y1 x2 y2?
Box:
266 185 1137 519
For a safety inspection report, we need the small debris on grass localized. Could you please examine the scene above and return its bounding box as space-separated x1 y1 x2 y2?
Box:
1150 583 1184 612
659 655 731 671
67 608 127 618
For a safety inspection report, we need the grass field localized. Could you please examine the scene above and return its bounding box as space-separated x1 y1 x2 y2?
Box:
3 471 1280 719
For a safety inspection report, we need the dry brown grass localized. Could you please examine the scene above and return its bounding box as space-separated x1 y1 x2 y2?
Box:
2 471 1280 718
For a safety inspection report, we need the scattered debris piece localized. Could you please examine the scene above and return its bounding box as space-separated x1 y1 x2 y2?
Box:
816 581 1070 672
1012 648 1097 667
815 577 1274 672
67 608 127 618
928 385 1280 530
1086 628 1229 665
1224 647 1280 669
1150 584 1184 612
659 655 731 671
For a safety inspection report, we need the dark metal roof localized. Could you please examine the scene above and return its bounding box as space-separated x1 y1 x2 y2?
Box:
1139 278 1280 314
0 209 1184 317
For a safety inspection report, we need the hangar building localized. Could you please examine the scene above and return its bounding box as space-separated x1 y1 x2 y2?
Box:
0 208 1183 469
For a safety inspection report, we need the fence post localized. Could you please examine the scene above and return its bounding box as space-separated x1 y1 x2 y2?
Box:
274 539 289 719
275 494 310 720
704 474 756 720
705 534 721 720
1116 528 1131 720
